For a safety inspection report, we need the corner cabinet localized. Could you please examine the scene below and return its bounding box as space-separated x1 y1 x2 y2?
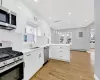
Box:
24 48 44 80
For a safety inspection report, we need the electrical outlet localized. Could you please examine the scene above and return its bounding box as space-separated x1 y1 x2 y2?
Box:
0 43 2 47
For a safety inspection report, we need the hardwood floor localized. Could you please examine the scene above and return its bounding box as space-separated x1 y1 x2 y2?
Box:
30 51 94 80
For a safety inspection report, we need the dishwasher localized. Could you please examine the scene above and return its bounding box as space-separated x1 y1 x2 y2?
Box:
44 46 49 64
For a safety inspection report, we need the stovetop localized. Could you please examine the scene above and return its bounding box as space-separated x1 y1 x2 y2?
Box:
0 47 23 62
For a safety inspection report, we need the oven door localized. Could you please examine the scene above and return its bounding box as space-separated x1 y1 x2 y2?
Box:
0 6 10 26
10 11 16 28
0 62 24 80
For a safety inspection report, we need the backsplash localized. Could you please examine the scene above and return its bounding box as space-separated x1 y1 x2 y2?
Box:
0 29 23 51
0 41 12 48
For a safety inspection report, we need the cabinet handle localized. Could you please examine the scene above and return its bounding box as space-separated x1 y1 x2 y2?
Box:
27 54 31 56
39 53 41 58
24 62 25 68
3 62 6 65
60 51 63 52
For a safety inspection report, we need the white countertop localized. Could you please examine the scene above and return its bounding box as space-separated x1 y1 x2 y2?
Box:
21 44 50 53
50 44 71 46
21 44 70 53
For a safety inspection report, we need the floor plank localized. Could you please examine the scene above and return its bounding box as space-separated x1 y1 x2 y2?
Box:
30 51 94 80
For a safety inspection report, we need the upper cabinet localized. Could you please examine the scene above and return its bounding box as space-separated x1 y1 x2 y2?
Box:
0 0 1 5
2 0 16 12
39 20 51 38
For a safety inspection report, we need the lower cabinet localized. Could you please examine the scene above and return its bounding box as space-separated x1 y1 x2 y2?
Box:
24 48 44 80
50 45 70 62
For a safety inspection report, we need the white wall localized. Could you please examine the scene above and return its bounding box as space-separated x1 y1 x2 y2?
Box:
51 27 90 51
90 22 96 29
95 0 100 79
63 27 90 51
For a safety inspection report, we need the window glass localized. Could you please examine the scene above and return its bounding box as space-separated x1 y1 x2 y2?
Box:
24 25 37 43
90 29 95 43
66 32 72 44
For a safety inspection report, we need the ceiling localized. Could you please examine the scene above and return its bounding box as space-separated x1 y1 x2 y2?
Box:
22 0 94 30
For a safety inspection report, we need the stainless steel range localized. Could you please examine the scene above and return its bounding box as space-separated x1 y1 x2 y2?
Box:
0 47 24 80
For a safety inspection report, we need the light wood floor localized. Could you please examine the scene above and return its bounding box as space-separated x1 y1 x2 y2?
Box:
30 51 94 80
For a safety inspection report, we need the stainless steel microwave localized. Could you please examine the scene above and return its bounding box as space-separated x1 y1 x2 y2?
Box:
10 11 16 29
0 6 10 27
0 6 16 30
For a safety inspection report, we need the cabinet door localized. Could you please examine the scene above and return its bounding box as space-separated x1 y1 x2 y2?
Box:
31 50 40 76
38 50 44 66
35 49 44 70
2 0 16 11
24 52 33 80
50 46 70 62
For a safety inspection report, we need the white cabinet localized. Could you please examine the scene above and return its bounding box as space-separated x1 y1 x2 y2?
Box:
50 45 70 62
31 48 44 76
24 51 34 80
24 48 44 80
2 0 16 12
0 0 1 5
2 0 9 8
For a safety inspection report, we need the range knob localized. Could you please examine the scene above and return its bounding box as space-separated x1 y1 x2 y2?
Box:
3 62 6 65
14 58 16 62
18 57 20 60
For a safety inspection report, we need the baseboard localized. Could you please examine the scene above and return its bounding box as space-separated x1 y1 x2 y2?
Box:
50 58 70 62
71 49 87 52
94 74 99 80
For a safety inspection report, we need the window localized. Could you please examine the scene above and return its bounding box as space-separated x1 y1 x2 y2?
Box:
66 32 72 44
90 29 95 43
24 25 37 43
59 34 65 44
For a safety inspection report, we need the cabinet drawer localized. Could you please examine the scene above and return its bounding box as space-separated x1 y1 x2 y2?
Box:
51 45 67 49
55 49 69 53
51 52 68 61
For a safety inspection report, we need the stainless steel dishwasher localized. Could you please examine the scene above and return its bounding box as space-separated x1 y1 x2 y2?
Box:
44 46 49 64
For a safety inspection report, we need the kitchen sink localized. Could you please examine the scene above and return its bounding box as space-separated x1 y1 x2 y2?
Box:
30 47 40 49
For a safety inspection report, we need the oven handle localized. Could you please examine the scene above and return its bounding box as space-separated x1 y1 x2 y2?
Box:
27 54 31 56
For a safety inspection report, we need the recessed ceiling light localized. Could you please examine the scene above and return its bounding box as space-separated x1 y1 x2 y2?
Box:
68 12 72 15
18 6 21 9
34 0 38 2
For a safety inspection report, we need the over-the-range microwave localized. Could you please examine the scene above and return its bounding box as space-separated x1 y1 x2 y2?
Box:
0 6 16 30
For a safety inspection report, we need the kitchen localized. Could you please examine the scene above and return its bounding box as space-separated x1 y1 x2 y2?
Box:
0 0 94 80
0 0 71 80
